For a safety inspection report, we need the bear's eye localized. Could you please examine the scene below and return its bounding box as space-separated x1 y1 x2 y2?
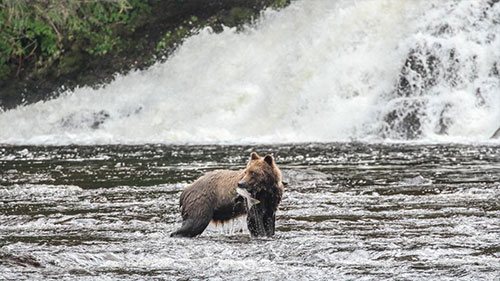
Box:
249 171 256 177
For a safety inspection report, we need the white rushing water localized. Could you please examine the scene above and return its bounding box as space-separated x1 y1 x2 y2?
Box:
1 0 499 144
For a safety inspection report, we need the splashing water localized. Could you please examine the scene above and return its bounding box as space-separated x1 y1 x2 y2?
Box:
0 0 499 144
1 144 499 280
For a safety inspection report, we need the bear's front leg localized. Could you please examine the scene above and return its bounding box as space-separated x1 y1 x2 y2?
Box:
263 212 276 236
247 205 267 237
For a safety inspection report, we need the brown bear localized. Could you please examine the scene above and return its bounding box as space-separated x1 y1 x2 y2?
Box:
170 152 284 237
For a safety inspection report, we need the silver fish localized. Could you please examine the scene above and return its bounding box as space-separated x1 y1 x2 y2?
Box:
236 187 260 208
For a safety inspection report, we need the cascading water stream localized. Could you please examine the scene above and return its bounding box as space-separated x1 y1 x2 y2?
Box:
0 0 499 144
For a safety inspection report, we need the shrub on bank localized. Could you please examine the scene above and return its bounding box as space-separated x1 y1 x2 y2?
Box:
0 0 150 80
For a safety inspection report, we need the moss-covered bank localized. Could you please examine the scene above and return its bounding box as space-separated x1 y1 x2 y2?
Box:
0 0 289 111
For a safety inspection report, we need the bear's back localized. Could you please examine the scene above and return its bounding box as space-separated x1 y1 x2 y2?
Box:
179 169 244 217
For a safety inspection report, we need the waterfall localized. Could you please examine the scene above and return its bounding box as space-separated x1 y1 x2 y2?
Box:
1 0 499 145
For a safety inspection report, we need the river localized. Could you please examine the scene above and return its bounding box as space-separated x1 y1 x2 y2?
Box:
1 143 499 280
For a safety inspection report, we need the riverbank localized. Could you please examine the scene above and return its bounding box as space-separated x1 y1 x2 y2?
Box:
0 0 289 111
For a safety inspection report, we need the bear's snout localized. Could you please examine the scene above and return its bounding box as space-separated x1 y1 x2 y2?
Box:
237 180 246 188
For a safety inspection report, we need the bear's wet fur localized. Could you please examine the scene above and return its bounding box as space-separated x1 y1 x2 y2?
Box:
171 152 284 238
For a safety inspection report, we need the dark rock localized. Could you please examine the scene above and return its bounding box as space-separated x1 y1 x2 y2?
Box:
492 127 500 139
383 100 424 140
488 0 500 7
475 88 486 107
383 47 486 139
396 49 440 98
383 48 440 139
490 62 499 77
380 0 500 140
60 110 111 130
437 103 452 135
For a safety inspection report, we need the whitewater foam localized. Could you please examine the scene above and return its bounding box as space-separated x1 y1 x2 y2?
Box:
0 0 499 145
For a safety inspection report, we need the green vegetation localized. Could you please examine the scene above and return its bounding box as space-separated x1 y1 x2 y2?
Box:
0 0 291 110
0 0 151 80
155 1 290 57
272 0 288 8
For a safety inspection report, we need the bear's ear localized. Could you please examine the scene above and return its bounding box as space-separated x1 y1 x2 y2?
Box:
263 154 274 166
250 152 260 160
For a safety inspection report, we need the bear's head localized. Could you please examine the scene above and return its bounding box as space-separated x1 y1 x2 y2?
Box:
237 152 282 195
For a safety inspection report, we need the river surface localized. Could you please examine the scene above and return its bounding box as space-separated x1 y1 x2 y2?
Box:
0 143 499 280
